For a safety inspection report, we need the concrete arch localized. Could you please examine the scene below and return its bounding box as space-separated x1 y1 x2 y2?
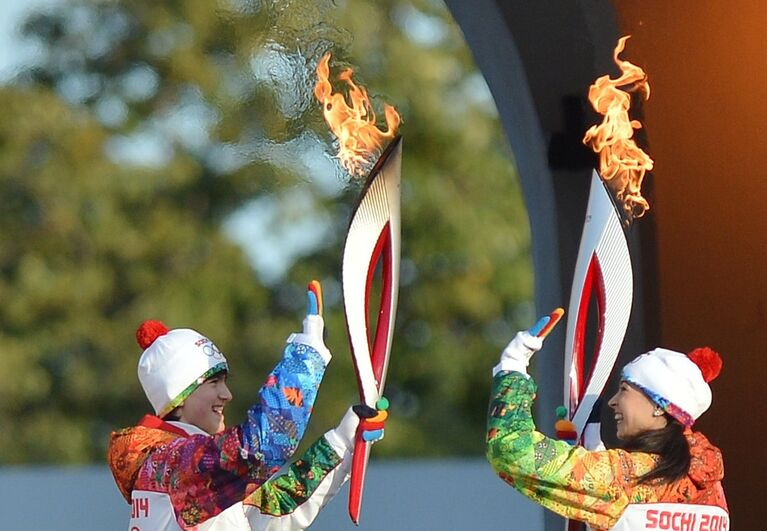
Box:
444 1 655 404
448 1 767 528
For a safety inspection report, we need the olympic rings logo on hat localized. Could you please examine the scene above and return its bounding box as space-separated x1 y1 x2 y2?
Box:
203 343 224 360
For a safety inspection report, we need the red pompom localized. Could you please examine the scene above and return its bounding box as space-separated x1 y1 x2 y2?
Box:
688 347 722 383
136 320 169 349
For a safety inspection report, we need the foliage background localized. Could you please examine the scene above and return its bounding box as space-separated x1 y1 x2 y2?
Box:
0 0 532 463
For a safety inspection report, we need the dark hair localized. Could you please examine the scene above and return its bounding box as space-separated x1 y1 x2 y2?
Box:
619 416 691 485
163 408 181 421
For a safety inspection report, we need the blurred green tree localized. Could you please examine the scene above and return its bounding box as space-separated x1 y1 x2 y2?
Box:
1 0 532 463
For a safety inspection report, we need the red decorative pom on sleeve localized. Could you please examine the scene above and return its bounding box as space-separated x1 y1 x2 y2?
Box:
136 320 169 349
688 347 722 383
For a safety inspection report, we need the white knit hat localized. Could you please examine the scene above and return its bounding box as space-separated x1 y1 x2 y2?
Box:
621 347 722 427
136 320 229 417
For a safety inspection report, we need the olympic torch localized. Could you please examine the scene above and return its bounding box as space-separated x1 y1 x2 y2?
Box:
342 137 401 524
563 36 653 530
315 53 402 525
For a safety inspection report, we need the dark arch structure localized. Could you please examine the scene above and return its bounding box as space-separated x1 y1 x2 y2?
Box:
447 1 763 528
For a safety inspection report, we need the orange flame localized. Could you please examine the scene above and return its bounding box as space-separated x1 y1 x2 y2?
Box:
583 36 654 220
314 53 400 177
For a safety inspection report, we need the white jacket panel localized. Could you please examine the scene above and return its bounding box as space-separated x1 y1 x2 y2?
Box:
245 448 351 530
129 491 251 531
611 502 730 530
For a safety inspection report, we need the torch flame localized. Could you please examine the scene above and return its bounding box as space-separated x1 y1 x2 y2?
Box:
314 53 400 177
583 36 654 221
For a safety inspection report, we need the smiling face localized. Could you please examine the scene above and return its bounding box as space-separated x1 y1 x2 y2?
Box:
177 372 232 434
608 380 667 440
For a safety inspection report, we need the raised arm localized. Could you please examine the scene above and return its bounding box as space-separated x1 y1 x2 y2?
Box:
137 283 332 527
243 404 388 530
486 320 658 530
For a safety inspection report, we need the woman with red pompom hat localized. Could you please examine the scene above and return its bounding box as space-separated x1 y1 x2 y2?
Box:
107 282 387 530
486 316 729 530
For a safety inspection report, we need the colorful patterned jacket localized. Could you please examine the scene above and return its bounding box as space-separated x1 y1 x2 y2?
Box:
242 427 352 530
108 340 330 529
109 418 351 530
487 371 728 530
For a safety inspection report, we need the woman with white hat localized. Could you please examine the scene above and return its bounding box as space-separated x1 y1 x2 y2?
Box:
486 316 729 530
108 283 387 530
